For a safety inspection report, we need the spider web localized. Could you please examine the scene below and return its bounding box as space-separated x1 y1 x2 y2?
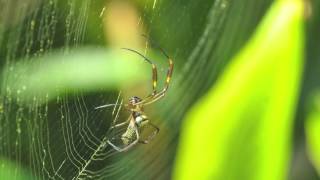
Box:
0 0 272 179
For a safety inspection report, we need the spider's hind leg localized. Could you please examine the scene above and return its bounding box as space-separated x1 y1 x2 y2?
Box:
138 122 159 144
107 125 140 152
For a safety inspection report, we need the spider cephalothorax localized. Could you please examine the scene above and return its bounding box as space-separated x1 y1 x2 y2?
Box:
95 42 173 152
129 96 142 104
126 96 143 112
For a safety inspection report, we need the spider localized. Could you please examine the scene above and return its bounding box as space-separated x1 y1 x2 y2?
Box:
95 45 173 152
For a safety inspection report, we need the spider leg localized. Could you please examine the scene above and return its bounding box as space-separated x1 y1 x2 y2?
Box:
143 57 173 105
109 120 130 129
94 103 121 110
123 39 173 106
107 124 140 152
122 48 158 96
141 34 173 97
137 36 174 105
107 115 132 139
138 122 160 144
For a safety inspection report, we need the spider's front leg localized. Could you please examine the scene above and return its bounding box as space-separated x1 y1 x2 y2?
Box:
143 57 173 105
122 48 158 96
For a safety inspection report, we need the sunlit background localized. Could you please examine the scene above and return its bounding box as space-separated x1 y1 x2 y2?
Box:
0 0 319 179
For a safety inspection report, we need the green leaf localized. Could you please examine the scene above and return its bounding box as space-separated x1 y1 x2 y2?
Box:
306 92 320 175
2 47 149 103
0 158 34 179
173 1 304 180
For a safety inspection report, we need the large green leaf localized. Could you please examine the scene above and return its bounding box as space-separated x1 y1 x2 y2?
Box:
174 0 304 180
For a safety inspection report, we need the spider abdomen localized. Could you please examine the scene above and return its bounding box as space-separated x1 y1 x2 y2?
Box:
121 113 148 145
121 125 136 145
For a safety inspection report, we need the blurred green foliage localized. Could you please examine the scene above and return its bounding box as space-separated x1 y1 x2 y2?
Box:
174 0 304 180
306 92 320 175
0 158 34 179
0 0 319 179
2 47 148 103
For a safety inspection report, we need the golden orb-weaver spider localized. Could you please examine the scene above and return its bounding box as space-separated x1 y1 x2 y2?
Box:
95 45 173 152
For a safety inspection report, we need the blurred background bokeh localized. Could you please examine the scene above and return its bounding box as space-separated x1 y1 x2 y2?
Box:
0 0 319 179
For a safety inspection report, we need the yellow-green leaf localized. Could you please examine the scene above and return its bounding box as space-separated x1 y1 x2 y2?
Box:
173 0 304 180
